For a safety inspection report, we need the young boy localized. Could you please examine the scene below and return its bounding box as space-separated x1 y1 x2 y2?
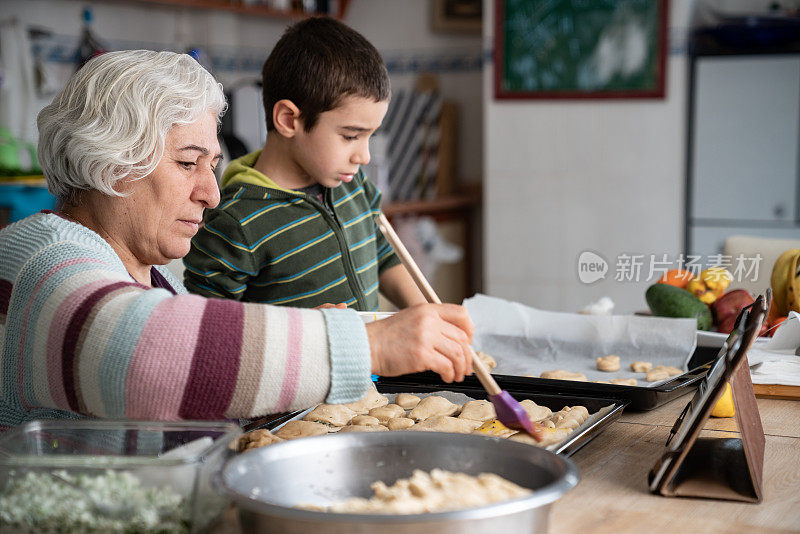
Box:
183 17 425 311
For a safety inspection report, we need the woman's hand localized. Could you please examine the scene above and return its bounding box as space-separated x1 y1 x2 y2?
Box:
365 303 474 383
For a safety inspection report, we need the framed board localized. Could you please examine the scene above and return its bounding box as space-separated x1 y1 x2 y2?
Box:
494 0 669 100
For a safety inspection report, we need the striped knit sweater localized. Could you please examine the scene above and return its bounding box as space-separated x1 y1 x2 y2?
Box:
0 212 371 430
182 150 399 310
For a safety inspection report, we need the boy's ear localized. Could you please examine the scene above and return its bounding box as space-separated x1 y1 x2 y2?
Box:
273 99 301 138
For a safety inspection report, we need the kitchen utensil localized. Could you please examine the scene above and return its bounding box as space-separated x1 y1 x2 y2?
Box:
375 213 542 439
220 431 579 534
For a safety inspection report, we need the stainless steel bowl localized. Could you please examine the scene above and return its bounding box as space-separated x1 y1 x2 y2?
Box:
219 431 579 534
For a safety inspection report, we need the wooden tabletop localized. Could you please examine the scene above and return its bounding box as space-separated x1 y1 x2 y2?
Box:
216 396 800 533
549 397 800 533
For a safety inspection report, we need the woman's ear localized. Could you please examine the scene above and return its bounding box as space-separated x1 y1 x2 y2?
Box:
273 99 301 138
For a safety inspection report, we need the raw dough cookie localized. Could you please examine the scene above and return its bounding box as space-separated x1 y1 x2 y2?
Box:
610 378 637 386
646 369 670 382
369 404 405 423
472 419 517 438
410 415 481 434
303 404 357 427
540 370 588 382
338 424 389 433
458 400 496 422
349 415 380 426
549 406 589 431
596 355 620 372
239 429 283 451
630 361 653 373
395 393 421 410
652 365 682 376
510 427 571 448
340 387 389 414
519 399 552 422
476 351 497 371
386 417 416 431
408 396 459 421
274 420 330 440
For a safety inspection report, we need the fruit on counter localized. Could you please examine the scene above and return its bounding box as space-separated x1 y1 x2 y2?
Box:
645 283 713 331
686 267 732 305
770 249 800 316
657 269 694 289
710 382 735 418
766 315 788 337
711 289 754 334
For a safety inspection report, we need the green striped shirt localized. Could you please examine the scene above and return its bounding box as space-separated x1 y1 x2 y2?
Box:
183 151 399 310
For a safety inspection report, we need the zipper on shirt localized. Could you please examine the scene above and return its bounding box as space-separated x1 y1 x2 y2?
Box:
298 188 368 310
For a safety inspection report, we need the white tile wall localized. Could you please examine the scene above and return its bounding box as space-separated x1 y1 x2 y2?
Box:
483 0 691 314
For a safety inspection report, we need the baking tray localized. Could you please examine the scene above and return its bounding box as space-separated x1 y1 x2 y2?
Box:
378 345 722 412
258 384 627 458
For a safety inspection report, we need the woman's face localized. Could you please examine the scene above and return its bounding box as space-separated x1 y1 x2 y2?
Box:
112 110 222 266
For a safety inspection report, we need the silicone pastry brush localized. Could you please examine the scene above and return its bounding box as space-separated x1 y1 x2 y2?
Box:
375 213 543 439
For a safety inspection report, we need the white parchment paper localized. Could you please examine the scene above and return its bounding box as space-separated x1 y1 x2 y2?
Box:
463 294 698 387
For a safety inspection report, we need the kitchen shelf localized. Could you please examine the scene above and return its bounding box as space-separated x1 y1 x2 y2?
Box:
107 0 350 20
383 190 481 218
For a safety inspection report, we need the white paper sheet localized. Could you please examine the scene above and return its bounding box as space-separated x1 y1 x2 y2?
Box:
747 312 800 386
463 294 698 386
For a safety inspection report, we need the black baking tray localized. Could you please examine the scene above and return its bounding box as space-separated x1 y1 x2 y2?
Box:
368 381 628 457
377 345 723 412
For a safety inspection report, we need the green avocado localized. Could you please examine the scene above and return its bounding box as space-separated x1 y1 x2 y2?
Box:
645 284 713 331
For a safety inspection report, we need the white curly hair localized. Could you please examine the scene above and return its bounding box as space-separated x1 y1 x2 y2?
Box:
37 50 227 202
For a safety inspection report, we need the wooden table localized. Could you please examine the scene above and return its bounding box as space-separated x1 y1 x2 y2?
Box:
217 397 800 533
549 397 800 533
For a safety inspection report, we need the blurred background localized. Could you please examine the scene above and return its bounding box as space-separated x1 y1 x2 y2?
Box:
1 0 799 312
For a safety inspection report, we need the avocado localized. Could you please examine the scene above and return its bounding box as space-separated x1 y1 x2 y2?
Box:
646 283 713 331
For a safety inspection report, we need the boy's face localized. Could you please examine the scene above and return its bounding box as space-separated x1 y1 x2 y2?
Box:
293 95 389 189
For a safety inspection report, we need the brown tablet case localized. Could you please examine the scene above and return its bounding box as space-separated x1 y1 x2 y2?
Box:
648 294 766 503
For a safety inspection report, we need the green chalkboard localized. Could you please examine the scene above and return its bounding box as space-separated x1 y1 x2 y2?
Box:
495 0 668 99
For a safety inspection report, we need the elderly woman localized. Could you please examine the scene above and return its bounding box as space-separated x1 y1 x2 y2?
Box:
0 50 473 430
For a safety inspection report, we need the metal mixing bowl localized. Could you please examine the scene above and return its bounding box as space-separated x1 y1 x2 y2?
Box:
219 431 579 534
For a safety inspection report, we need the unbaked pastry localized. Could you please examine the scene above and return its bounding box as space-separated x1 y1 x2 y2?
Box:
510 427 571 448
457 400 496 422
519 399 552 422
410 415 481 434
540 370 588 382
646 369 670 382
652 365 682 376
408 396 459 421
549 406 589 431
596 355 620 372
340 387 389 414
630 361 653 373
472 419 517 438
475 351 497 371
610 378 637 386
239 429 283 451
395 393 421 410
386 417 416 431
349 415 381 426
338 424 389 433
274 420 330 440
369 404 405 423
303 404 357 427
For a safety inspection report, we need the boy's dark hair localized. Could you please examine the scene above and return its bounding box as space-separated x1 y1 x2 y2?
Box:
261 17 390 132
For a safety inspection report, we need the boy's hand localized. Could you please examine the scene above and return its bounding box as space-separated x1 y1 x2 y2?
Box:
315 303 348 309
365 303 474 383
